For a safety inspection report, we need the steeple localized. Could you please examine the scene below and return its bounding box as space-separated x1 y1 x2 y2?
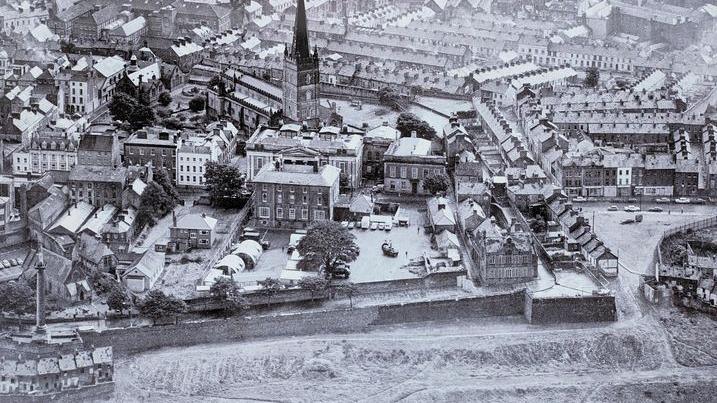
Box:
290 0 311 60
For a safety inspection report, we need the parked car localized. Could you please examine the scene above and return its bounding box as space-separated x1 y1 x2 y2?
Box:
348 222 355 229
607 205 618 211
572 196 587 202
691 198 706 205
370 222 378 230
648 207 663 212
372 184 384 193
655 197 671 203
675 197 691 204
9 259 17 266
384 222 392 231
361 217 370 229
341 221 349 228
377 223 385 230
627 198 638 203
1 260 10 268
624 205 641 212
16 258 23 266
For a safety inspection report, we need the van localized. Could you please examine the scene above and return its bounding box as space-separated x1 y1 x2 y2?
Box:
360 216 370 230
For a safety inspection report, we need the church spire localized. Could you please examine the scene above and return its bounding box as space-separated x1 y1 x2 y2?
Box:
291 0 311 60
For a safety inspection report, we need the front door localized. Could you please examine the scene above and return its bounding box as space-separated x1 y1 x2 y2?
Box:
411 182 418 194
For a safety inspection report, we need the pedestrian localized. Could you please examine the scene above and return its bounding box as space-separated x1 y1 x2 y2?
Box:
417 226 420 234
405 251 408 258
681 208 684 214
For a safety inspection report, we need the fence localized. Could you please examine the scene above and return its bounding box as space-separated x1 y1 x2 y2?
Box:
654 215 717 277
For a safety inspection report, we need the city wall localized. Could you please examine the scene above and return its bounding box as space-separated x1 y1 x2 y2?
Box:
81 291 522 357
524 292 617 324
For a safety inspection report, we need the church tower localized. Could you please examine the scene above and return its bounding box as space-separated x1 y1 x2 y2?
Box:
283 0 320 126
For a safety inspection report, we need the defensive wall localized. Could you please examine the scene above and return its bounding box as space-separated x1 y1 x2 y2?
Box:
80 287 616 356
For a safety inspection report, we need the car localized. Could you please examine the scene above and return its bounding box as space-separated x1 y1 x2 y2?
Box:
675 197 691 204
348 222 355 229
692 198 706 205
607 205 618 211
372 184 384 193
377 223 385 230
331 267 351 279
624 205 641 212
1 260 10 268
655 197 671 203
627 198 638 203
572 196 587 202
9 259 17 266
384 222 392 231
648 207 664 212
370 222 378 230
16 258 23 266
341 221 349 228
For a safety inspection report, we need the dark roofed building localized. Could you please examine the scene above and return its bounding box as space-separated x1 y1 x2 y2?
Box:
68 165 128 207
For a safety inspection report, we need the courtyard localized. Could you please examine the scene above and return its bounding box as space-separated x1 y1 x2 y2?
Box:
242 204 434 284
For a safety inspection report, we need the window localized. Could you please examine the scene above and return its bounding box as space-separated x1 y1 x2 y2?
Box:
314 210 325 220
302 194 308 204
301 208 308 220
288 208 296 219
262 192 268 202
276 207 283 218
389 165 396 177
200 230 208 235
400 167 407 178
190 232 197 238
411 167 418 179
258 207 270 218
199 239 208 245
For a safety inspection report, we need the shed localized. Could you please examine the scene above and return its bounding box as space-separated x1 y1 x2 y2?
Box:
233 240 262 270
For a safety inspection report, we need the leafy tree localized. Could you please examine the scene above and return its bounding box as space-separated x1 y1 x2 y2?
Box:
189 96 206 112
204 162 247 207
208 75 227 95
422 173 450 195
0 281 35 329
210 277 248 315
669 244 688 267
136 182 176 230
106 288 130 313
584 67 599 88
91 272 121 296
297 276 329 302
161 116 183 130
378 87 402 111
138 290 186 324
257 277 282 307
153 167 180 202
297 221 359 279
158 91 172 107
530 218 547 234
109 92 155 130
331 282 359 308
396 112 436 140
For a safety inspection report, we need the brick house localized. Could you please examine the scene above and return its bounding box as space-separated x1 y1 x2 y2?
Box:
169 213 217 251
251 163 340 229
124 127 180 181
383 136 447 195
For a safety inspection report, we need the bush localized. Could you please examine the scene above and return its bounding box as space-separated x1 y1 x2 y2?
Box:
189 96 205 112
158 91 172 107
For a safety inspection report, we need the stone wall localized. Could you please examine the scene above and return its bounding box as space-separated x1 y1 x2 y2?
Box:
320 83 381 101
524 292 617 324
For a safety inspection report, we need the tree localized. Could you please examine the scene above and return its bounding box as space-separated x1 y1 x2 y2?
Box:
204 162 247 207
158 91 172 107
257 278 282 307
109 92 155 130
153 167 180 202
422 173 450 195
0 281 35 329
297 276 329 302
210 277 248 315
106 288 130 313
584 67 599 88
396 113 436 140
378 87 403 111
138 290 186 324
669 244 688 267
530 218 547 234
331 282 359 308
296 221 359 279
189 96 206 112
135 182 175 230
208 75 226 95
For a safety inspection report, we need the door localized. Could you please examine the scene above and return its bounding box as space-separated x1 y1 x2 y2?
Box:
412 182 418 194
